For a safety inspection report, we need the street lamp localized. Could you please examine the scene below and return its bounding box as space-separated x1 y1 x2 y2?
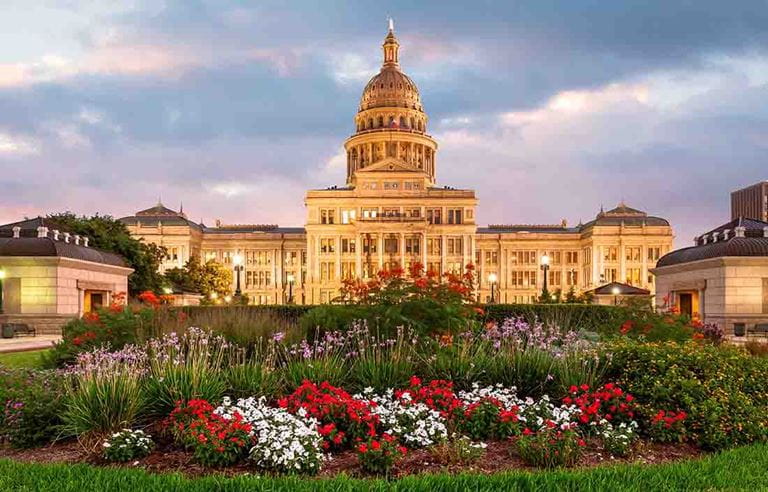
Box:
233 254 244 297
0 269 5 314
612 286 621 306
540 254 550 301
286 273 295 304
488 272 498 304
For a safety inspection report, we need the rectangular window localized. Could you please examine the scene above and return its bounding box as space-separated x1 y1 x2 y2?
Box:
626 268 641 286
341 209 356 224
566 269 578 286
427 262 441 276
362 208 378 219
341 262 356 280
603 268 617 283
427 237 441 255
320 238 335 254
320 262 335 282
447 237 463 255
362 235 377 254
408 208 421 218
549 270 562 286
405 237 421 255
626 247 641 262
447 208 463 224
647 247 661 261
485 251 498 265
427 208 442 225
341 238 356 254
382 207 399 217
320 209 335 224
384 236 398 254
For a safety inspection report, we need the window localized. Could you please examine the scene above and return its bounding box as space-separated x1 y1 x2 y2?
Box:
405 237 421 255
647 247 661 261
626 247 641 262
485 251 498 265
320 209 335 224
626 268 641 286
510 270 537 288
447 237 463 255
341 238 356 254
510 251 538 265
320 262 335 282
384 235 399 254
382 207 399 217
566 269 578 286
284 251 298 266
446 261 462 273
427 237 441 255
544 251 561 265
362 235 377 254
408 208 421 218
362 208 378 219
320 238 335 254
447 208 463 224
427 208 442 225
341 209 356 224
549 270 562 286
341 262 356 280
466 209 474 220
383 181 399 190
427 262 441 276
565 251 579 264
603 247 618 262
603 268 618 283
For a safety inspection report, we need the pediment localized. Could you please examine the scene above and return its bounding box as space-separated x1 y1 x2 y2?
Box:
358 157 419 173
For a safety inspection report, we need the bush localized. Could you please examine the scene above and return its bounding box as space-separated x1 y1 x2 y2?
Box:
598 420 638 457
356 433 407 476
482 304 630 336
516 422 585 468
605 340 768 450
45 305 154 368
429 436 487 465
102 429 154 462
0 369 65 448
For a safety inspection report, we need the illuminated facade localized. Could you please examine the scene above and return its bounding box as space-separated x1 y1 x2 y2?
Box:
121 24 674 304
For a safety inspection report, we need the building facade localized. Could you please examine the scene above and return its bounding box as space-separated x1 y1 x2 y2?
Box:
652 217 768 335
731 181 768 222
121 25 674 305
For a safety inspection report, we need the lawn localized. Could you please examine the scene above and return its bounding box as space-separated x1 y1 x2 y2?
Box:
0 349 48 369
1 444 767 491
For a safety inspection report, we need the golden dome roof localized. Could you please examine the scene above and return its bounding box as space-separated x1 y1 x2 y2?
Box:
358 24 423 112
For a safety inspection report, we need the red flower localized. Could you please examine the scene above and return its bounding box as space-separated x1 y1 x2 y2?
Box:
358 443 368 453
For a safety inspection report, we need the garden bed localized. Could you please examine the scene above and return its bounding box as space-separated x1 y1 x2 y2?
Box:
0 438 702 479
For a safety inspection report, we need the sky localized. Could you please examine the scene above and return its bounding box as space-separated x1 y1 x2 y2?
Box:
1 1 767 247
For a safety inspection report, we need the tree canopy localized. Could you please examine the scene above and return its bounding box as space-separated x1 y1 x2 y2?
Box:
164 257 232 299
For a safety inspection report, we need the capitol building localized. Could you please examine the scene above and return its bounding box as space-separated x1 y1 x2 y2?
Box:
121 24 674 305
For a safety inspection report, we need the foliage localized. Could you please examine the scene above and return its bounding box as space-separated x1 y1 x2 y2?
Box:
215 396 324 474
605 340 768 450
355 432 407 476
429 436 487 465
102 429 154 463
360 388 448 448
6 444 768 490
516 421 585 468
47 212 167 294
61 347 146 437
562 383 635 427
597 420 638 457
648 410 687 443
278 381 378 450
164 257 232 298
44 302 153 368
0 369 65 448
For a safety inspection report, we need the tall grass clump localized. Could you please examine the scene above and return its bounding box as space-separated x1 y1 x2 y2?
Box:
143 328 236 417
347 325 417 392
278 330 350 391
225 337 282 399
61 346 147 438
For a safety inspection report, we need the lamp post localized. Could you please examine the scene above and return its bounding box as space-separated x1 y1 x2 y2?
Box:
233 254 244 298
612 286 621 306
488 272 498 304
0 269 5 314
540 254 550 301
286 273 295 304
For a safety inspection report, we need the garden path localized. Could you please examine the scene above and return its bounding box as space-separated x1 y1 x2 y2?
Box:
0 335 59 353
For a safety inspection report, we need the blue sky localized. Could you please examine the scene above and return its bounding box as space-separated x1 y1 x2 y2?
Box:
1 1 767 246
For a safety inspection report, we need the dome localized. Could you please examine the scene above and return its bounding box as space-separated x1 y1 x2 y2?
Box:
358 25 423 112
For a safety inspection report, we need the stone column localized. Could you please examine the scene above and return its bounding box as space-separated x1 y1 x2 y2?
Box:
400 233 406 268
378 234 384 271
355 233 363 279
335 235 342 282
421 232 428 270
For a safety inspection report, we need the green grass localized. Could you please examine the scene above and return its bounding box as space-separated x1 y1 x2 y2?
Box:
1 444 768 491
0 349 48 369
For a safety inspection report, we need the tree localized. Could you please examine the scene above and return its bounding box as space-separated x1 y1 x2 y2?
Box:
47 213 167 295
164 257 232 298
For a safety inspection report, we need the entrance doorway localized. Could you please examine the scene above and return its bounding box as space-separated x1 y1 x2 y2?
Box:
679 293 693 317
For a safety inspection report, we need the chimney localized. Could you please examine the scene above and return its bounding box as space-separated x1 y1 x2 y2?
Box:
12 226 20 238
63 232 71 243
36 226 49 238
702 234 708 244
711 232 718 243
763 226 768 238
83 237 90 247
735 226 746 238
74 235 81 245
52 229 60 241
722 229 730 240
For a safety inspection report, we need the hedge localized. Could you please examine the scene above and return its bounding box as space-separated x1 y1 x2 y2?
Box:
2 444 768 491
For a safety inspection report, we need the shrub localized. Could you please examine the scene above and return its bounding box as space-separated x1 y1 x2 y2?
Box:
516 421 585 468
744 340 768 357
356 433 407 476
562 383 635 427
361 388 448 448
430 436 487 465
168 399 252 467
215 396 324 474
598 420 638 457
0 369 65 448
394 377 462 419
102 429 154 462
457 397 520 440
45 305 153 368
605 340 768 450
61 346 146 437
648 410 687 443
278 381 378 450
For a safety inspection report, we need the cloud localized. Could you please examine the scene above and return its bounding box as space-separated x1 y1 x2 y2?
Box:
0 131 39 156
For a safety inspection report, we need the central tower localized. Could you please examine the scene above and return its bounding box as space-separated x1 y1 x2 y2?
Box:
344 22 438 186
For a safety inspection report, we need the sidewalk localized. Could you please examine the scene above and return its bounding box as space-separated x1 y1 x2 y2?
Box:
0 335 60 353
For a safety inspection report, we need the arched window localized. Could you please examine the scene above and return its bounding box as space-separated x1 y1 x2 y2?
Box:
399 116 406 128
378 116 384 128
410 117 415 129
367 118 373 129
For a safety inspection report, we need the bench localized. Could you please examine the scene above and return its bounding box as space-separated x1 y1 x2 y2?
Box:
0 323 36 338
